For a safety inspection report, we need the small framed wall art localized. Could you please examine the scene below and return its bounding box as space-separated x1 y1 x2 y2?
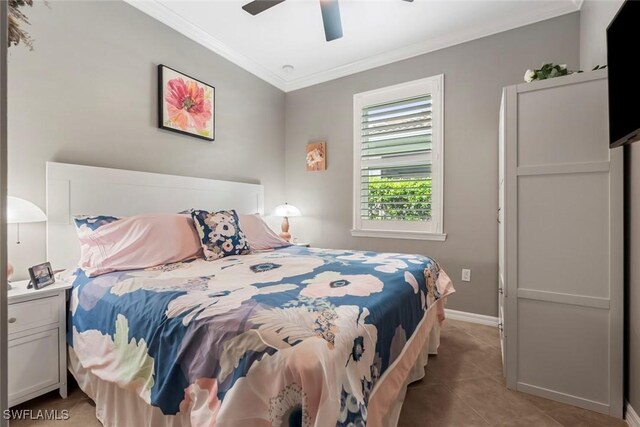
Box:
158 64 215 141
306 141 326 171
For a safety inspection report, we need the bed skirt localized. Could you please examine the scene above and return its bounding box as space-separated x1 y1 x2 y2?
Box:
68 297 446 427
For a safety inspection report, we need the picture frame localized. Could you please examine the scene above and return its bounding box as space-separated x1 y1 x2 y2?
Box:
306 141 327 171
28 261 55 290
158 64 215 141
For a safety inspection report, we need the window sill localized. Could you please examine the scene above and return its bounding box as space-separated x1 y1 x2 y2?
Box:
350 229 447 241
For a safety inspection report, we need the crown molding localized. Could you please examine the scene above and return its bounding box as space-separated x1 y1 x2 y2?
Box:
283 2 580 91
123 0 287 91
125 0 580 93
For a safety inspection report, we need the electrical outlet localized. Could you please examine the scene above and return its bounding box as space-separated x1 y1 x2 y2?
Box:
462 268 471 282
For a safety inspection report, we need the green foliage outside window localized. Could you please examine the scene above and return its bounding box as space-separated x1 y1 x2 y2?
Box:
365 176 432 221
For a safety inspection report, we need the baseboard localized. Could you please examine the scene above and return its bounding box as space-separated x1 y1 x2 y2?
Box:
517 382 610 415
627 402 640 427
444 309 499 327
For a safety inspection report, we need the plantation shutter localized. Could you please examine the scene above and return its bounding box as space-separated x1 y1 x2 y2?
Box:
359 94 433 222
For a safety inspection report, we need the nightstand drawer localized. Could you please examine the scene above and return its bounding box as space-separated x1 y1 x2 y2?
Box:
8 296 59 335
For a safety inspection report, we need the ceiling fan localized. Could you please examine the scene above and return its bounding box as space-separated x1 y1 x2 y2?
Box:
242 0 413 42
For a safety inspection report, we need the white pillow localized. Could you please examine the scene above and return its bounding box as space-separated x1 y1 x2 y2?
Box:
239 214 291 251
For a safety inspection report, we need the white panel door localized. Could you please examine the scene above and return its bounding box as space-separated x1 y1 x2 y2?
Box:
500 70 623 418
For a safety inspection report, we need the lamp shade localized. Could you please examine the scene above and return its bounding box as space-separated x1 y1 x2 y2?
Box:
7 196 47 224
272 203 301 217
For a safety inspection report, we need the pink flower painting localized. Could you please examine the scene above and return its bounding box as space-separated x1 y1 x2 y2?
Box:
159 65 215 141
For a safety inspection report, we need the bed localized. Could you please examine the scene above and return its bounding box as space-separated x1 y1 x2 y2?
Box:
47 162 454 427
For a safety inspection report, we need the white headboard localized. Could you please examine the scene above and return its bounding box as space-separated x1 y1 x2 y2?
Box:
46 162 264 270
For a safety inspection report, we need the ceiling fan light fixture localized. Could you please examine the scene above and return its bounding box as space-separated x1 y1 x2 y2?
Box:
243 0 410 42
242 0 285 15
319 0 343 41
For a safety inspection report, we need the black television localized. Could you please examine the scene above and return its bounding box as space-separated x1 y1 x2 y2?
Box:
607 0 640 148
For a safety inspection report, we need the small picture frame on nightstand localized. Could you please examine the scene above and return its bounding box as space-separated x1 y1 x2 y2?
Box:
28 262 55 290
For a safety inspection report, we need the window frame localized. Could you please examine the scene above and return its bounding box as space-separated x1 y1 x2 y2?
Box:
351 74 446 241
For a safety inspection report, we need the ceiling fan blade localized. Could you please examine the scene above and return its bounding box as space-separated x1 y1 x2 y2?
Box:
319 0 343 42
242 0 285 16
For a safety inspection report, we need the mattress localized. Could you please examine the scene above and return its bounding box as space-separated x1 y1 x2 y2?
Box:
65 246 454 426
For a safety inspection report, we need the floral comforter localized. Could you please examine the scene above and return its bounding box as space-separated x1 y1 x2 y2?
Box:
66 246 454 426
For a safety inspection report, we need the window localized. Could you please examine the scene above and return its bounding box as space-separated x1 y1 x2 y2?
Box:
352 75 445 241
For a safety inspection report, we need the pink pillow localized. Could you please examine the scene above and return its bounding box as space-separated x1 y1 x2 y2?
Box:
76 214 202 277
239 214 291 251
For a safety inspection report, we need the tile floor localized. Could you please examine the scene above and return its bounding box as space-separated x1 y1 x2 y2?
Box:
9 319 628 426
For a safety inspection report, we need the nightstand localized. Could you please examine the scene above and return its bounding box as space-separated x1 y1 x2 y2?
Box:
292 241 310 247
7 279 72 407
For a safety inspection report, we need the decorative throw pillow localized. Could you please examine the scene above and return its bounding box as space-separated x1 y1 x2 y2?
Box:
191 209 251 260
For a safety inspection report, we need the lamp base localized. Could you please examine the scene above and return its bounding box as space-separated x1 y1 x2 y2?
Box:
280 216 291 242
279 232 291 242
7 261 14 289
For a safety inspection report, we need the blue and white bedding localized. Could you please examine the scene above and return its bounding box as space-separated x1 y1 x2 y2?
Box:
66 246 454 426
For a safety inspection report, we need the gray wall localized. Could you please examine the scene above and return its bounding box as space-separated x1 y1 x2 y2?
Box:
579 0 640 415
284 13 580 317
6 3 587 320
579 0 622 71
7 1 286 280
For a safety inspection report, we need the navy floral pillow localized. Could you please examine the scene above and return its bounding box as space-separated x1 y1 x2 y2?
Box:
73 215 120 236
190 209 251 260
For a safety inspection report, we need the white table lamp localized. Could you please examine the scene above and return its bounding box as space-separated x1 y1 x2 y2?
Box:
272 203 301 242
7 196 47 286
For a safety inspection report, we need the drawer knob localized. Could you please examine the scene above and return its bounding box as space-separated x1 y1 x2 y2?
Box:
8 317 16 324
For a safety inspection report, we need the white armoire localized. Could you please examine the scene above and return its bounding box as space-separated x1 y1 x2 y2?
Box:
498 69 623 418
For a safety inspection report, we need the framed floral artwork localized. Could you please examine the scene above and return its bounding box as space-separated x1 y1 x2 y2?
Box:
306 141 326 171
158 64 215 141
